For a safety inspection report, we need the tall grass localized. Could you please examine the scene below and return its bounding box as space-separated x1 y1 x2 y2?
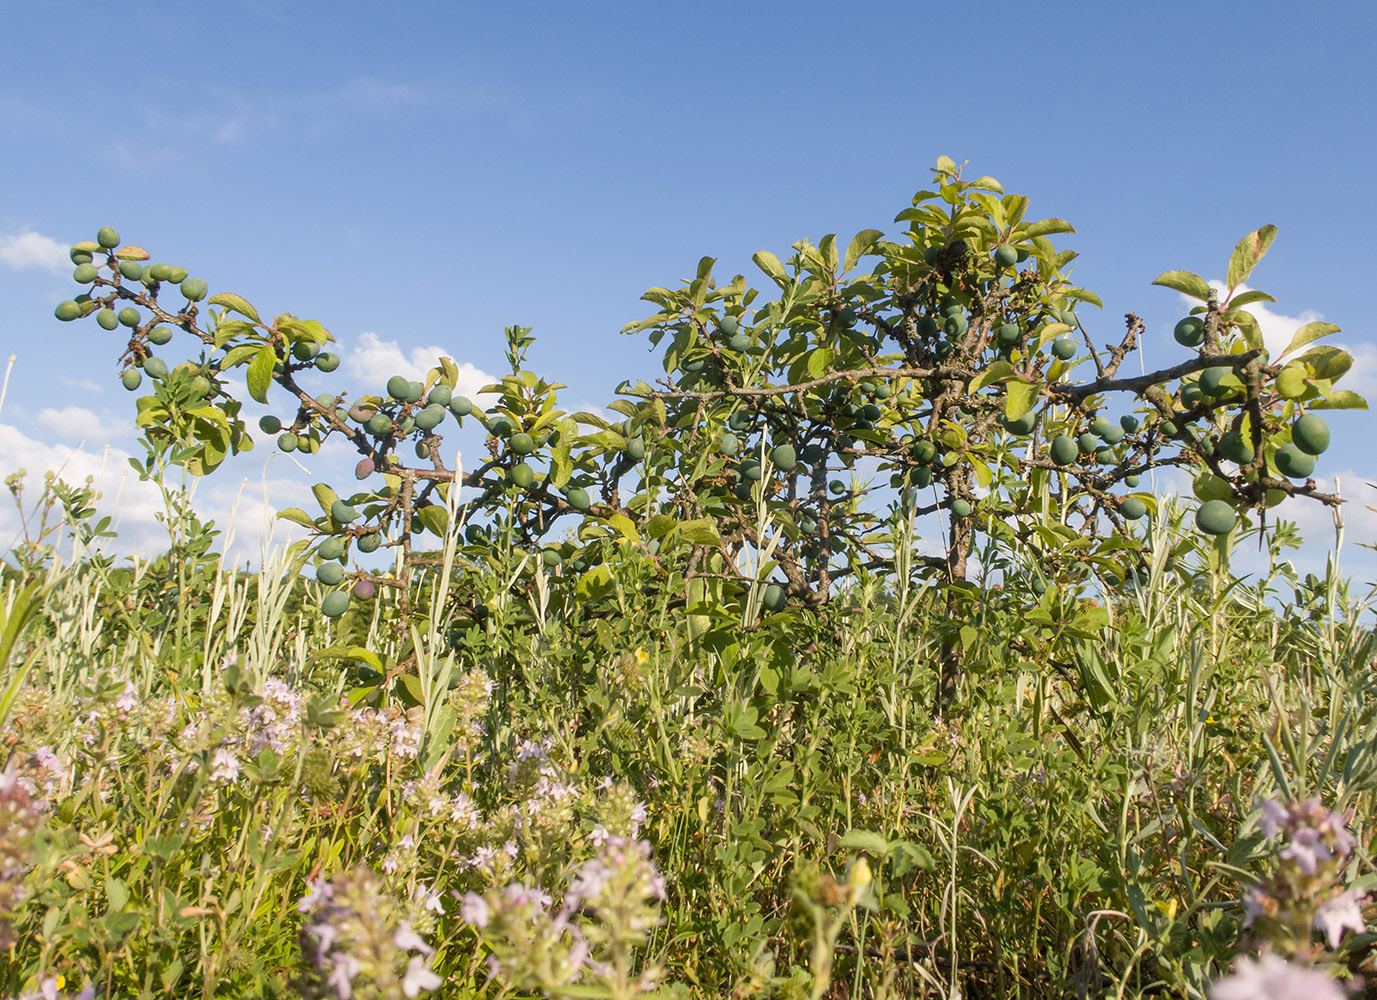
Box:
1 475 1373 999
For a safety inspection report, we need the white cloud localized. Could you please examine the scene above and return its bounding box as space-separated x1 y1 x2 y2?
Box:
57 374 104 393
0 231 68 272
0 421 313 569
343 331 497 399
31 406 130 445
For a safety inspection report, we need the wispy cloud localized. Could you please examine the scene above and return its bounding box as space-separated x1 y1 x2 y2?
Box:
0 231 68 272
342 331 497 399
31 406 130 445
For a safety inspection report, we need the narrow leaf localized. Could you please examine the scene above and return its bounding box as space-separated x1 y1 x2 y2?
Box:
1152 270 1212 301
1226 225 1278 290
1280 321 1341 359
752 250 789 289
208 293 261 324
246 345 276 404
843 229 884 273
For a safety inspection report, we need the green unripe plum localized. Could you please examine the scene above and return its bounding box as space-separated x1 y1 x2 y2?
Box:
70 248 92 264
317 562 344 586
873 383 892 400
403 381 424 404
321 591 350 618
315 353 340 372
1200 365 1233 397
118 260 144 281
1077 433 1098 455
148 262 171 281
189 376 211 398
1050 435 1078 466
994 245 1019 267
449 396 474 418
386 375 410 400
357 532 382 553
924 246 943 265
836 308 857 329
861 403 882 422
54 300 81 321
96 308 118 330
828 480 847 495
1275 444 1315 479
415 404 446 431
1096 447 1115 464
564 487 592 510
917 316 939 338
719 432 739 456
1173 316 1205 347
943 313 968 337
996 323 1021 345
117 306 141 328
120 369 142 391
728 333 751 352
950 498 973 518
397 416 415 435
277 433 298 452
96 226 120 248
911 440 935 464
762 584 787 612
728 410 752 432
353 580 375 600
770 444 796 470
1291 414 1330 456
1002 412 1036 435
939 295 962 316
542 548 562 568
142 357 169 380
414 440 430 459
1196 499 1237 536
1099 424 1125 445
1052 338 1076 360
148 326 173 345
718 314 739 336
1219 429 1254 465
1060 311 1077 326
625 438 646 461
1125 474 1141 487
180 277 208 301
163 266 187 284
1090 417 1112 437
1120 497 1147 520
913 465 933 488
330 500 358 524
365 413 393 436
292 340 320 362
510 432 535 455
733 481 753 501
487 414 515 437
427 384 452 407
740 458 763 481
1181 383 1204 407
319 536 347 561
1120 414 1140 433
510 463 535 488
1161 420 1179 437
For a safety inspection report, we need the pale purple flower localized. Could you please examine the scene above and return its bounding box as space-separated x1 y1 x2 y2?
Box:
393 922 431 954
590 823 610 848
32 746 61 777
115 682 138 714
211 747 241 785
1260 799 1290 839
1314 889 1367 949
1280 827 1331 876
298 879 335 913
460 892 489 928
1209 953 1348 1000
401 955 442 997
327 952 360 999
307 920 339 957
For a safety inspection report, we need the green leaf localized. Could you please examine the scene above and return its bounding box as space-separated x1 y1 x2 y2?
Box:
315 645 385 671
1232 309 1264 352
1226 225 1277 290
1018 218 1076 240
416 505 448 536
753 250 790 289
605 513 641 543
277 508 318 529
843 229 884 273
220 344 263 369
1004 380 1039 421
970 360 1016 391
806 348 834 380
1310 390 1368 410
1280 321 1341 359
311 483 340 517
838 829 891 856
1065 287 1103 309
246 345 276 404
575 564 615 601
679 518 722 547
1277 363 1309 399
1228 289 1276 308
1152 270 1212 301
207 293 260 324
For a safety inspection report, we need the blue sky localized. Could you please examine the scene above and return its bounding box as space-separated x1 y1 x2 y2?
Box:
2 2 1375 585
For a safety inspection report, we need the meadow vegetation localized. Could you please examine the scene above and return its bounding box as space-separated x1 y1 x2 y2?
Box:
2 159 1374 998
